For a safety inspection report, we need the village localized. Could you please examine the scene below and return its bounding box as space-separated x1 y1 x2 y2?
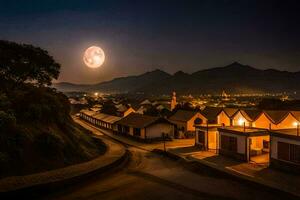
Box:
78 91 300 175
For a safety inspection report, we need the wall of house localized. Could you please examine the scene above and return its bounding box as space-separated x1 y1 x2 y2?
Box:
271 136 300 159
232 111 251 127
273 113 298 129
186 113 208 132
145 123 174 139
217 111 231 126
253 113 271 129
208 131 218 150
250 135 269 150
219 131 246 154
173 121 187 132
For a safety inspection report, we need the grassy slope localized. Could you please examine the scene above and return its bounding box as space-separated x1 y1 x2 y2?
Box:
0 117 106 178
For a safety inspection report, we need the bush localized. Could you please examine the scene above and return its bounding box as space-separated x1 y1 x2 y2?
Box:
35 132 64 158
0 111 16 130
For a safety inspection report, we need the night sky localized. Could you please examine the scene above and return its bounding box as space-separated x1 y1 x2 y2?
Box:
1 0 300 84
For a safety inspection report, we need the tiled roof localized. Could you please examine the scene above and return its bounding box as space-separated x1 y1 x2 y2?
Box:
169 110 200 122
201 107 223 121
264 110 290 124
80 109 97 116
93 113 121 124
115 113 172 128
223 108 239 118
240 109 261 122
290 111 300 121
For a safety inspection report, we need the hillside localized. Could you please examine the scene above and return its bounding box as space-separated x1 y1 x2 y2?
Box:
0 40 105 178
54 62 300 94
0 85 105 178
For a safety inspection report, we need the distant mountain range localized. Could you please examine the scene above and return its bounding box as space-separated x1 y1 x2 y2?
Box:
53 62 300 94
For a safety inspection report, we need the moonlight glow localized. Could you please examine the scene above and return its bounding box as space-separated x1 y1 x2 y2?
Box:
83 46 105 68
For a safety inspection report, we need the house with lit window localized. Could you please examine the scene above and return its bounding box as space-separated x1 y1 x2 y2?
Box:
195 107 223 151
201 107 223 124
253 110 300 130
270 129 300 173
115 113 175 141
218 127 269 162
80 109 121 130
169 110 207 138
231 109 261 127
216 108 239 126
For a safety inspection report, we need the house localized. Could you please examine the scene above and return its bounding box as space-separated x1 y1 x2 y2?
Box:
115 113 175 140
270 129 300 173
195 122 222 152
231 109 261 127
216 108 238 126
218 127 269 162
201 107 223 124
115 104 135 117
169 110 207 138
80 109 97 124
253 110 300 129
80 109 121 130
93 113 121 130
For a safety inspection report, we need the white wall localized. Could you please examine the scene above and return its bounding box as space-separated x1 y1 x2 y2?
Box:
219 131 246 154
146 123 174 139
271 136 300 159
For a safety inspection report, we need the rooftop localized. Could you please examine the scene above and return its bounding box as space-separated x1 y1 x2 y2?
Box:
218 126 268 136
115 113 172 128
169 110 200 122
270 129 300 140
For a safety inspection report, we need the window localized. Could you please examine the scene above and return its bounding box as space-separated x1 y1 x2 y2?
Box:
133 128 141 136
221 135 237 152
278 142 300 163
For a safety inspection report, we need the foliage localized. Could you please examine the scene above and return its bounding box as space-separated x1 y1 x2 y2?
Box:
0 40 60 86
0 40 103 178
0 111 16 130
101 100 117 115
35 131 64 158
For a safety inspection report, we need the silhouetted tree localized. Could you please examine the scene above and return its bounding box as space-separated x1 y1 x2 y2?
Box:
101 100 117 115
0 40 60 86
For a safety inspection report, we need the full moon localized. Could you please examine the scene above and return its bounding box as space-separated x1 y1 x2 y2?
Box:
83 46 105 68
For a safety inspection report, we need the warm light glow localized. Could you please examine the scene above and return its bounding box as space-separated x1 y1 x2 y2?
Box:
293 122 299 126
83 46 105 68
238 119 245 126
94 92 98 96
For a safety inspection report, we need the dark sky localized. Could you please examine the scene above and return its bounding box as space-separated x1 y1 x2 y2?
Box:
1 0 300 84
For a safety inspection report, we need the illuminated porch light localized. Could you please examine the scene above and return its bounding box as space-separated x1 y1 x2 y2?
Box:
293 122 300 127
238 119 245 126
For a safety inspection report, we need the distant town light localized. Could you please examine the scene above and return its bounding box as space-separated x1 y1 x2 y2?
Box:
94 92 98 96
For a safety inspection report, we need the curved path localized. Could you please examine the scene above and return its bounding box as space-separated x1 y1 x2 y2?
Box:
0 126 126 193
43 120 293 200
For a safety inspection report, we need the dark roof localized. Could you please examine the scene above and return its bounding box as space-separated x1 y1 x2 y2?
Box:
290 111 300 121
201 107 223 121
115 113 172 128
264 110 290 124
240 109 261 122
169 110 200 122
223 108 239 118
